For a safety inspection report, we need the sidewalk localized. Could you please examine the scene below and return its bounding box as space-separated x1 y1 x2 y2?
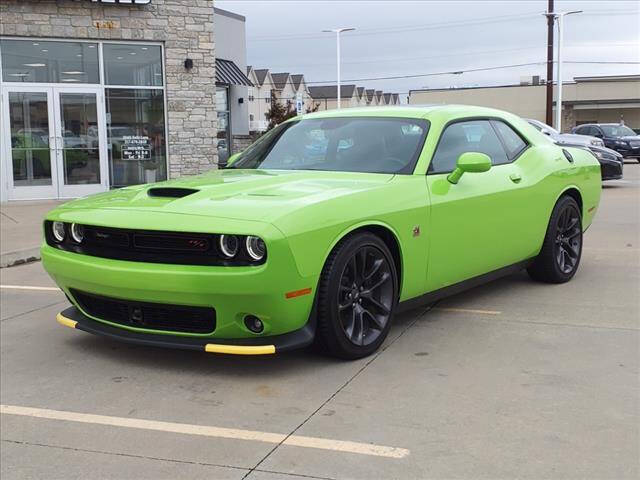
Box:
0 201 63 268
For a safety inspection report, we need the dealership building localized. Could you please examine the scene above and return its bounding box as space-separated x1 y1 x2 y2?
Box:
409 74 640 133
0 0 251 202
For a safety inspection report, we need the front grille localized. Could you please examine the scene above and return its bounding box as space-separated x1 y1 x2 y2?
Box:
70 289 216 334
44 221 266 266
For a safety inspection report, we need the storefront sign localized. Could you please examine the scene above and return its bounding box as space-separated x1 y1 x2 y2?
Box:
90 0 152 5
122 136 151 161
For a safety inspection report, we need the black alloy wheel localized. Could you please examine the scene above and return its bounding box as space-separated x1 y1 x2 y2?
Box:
554 204 582 274
316 232 398 359
337 246 394 347
527 195 583 283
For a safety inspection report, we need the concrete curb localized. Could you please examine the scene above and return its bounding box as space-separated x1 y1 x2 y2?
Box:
0 248 41 268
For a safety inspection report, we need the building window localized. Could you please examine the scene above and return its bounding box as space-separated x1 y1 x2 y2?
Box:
216 86 231 164
102 43 166 187
0 39 99 84
103 44 163 87
105 89 167 187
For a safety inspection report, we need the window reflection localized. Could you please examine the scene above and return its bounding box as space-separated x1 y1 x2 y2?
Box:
59 93 101 185
8 92 52 186
216 86 230 163
0 39 99 83
103 44 163 86
106 89 167 187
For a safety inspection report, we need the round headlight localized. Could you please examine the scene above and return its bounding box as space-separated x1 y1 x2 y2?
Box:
70 223 84 243
219 234 239 258
246 236 266 261
52 221 66 242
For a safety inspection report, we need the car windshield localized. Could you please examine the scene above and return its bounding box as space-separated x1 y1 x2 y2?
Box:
601 125 635 137
229 117 429 174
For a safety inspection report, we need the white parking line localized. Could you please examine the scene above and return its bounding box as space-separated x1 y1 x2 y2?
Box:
0 404 409 459
0 285 60 292
435 307 501 315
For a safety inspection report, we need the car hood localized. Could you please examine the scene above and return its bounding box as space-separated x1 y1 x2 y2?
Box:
57 169 395 224
619 135 640 141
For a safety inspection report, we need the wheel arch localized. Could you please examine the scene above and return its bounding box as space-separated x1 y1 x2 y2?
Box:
557 185 583 217
323 221 404 295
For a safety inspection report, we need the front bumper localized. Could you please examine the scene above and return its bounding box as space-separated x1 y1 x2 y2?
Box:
57 306 314 354
600 159 623 181
42 238 318 343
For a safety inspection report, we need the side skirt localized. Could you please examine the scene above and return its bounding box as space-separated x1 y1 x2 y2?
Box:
397 259 533 313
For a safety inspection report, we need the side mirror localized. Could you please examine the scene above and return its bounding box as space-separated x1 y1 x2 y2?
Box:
542 129 552 136
447 152 491 184
593 132 603 138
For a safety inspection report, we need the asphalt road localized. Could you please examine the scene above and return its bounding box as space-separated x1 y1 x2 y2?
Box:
1 163 639 480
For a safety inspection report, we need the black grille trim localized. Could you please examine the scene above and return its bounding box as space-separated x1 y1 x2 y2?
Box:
70 289 216 334
44 221 266 266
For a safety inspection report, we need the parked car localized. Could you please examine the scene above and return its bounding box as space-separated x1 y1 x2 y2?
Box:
571 123 640 160
527 119 623 180
43 105 601 359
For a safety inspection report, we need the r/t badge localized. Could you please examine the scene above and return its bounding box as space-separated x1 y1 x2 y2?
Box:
412 226 421 237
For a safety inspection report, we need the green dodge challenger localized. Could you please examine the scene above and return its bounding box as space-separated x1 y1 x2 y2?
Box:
43 105 601 359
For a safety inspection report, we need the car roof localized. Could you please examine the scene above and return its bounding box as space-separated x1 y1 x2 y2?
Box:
299 104 524 122
578 123 622 127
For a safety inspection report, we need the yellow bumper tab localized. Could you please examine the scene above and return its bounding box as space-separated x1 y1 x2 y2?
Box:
56 313 77 329
204 343 275 355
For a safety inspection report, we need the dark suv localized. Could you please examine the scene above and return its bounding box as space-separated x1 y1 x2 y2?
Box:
572 123 640 160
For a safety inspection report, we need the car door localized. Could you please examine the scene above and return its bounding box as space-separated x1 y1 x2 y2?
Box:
425 118 541 291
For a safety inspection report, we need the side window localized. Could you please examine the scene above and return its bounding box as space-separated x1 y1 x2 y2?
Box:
430 120 508 173
491 120 527 160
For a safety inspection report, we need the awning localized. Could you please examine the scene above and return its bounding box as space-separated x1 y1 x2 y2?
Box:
216 59 253 86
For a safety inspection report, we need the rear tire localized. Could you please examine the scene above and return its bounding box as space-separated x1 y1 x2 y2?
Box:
316 233 398 359
527 195 583 283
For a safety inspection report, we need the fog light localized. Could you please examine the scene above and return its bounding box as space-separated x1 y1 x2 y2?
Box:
70 223 84 243
244 315 264 333
219 234 239 258
52 221 66 242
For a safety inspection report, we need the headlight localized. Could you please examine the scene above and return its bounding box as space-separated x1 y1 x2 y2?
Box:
51 221 66 242
70 223 84 243
245 236 266 261
590 139 603 146
219 234 239 258
615 140 627 145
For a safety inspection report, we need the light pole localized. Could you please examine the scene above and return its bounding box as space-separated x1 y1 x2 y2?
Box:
553 10 581 132
322 27 355 109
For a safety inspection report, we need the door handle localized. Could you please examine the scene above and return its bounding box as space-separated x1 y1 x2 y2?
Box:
509 173 522 183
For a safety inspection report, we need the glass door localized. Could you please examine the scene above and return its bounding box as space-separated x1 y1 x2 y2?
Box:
2 86 59 200
54 88 108 199
1 86 108 200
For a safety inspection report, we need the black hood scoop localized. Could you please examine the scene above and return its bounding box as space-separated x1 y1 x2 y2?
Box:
147 187 199 198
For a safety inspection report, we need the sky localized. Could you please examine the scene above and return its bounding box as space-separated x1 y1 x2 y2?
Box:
216 0 639 101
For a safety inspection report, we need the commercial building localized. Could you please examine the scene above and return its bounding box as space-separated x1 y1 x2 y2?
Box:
0 1 252 202
408 74 640 132
213 7 252 162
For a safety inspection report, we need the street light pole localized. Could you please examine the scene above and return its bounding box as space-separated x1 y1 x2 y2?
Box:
553 10 581 132
322 27 355 109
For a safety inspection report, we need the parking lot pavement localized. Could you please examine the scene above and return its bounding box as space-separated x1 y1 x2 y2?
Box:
1 166 639 480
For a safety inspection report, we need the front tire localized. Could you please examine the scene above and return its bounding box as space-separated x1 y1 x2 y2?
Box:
527 195 583 283
316 233 398 359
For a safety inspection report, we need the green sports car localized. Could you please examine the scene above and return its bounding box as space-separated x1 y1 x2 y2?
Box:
43 105 601 359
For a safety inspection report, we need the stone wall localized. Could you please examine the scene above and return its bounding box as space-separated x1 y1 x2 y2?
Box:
0 0 217 177
232 134 255 154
